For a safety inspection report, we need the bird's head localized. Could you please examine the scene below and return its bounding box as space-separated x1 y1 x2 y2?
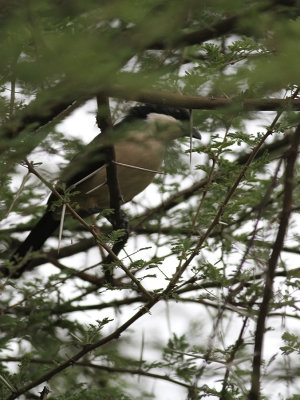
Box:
121 104 201 142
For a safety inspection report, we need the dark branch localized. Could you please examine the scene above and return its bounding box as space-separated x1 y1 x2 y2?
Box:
149 1 297 49
5 296 158 400
1 357 191 390
248 125 300 400
95 94 129 281
0 80 87 156
107 85 300 111
2 81 300 162
149 13 239 49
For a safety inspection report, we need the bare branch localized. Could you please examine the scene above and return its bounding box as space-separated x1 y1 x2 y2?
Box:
248 125 300 400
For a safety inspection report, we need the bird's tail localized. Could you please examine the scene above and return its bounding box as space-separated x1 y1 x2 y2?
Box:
5 210 59 277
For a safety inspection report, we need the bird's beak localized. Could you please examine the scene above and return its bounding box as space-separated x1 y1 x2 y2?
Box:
192 127 201 140
180 120 201 140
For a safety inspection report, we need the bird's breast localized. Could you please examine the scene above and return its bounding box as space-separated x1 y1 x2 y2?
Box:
75 138 165 211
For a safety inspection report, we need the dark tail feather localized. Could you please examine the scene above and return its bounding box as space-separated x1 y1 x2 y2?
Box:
6 210 59 277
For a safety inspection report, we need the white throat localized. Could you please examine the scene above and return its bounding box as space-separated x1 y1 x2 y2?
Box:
146 112 179 124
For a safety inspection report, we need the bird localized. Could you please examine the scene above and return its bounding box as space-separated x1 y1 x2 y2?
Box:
4 103 201 277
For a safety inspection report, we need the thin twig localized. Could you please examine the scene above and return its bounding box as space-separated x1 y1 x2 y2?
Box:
220 317 248 398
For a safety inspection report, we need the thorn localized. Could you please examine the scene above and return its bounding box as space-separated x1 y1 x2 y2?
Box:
58 203 66 254
85 180 107 194
73 163 108 187
0 374 17 393
112 160 165 174
189 109 193 165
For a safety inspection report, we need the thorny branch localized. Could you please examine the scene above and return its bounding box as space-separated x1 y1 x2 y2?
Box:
23 160 153 301
164 119 279 295
164 109 289 397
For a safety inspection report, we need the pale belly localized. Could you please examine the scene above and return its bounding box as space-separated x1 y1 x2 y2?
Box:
74 139 164 211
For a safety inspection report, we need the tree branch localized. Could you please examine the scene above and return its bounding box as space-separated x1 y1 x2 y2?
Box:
248 124 300 400
5 295 158 400
107 85 300 111
96 94 130 281
148 1 297 49
2 82 300 162
24 161 153 301
1 357 191 390
164 114 280 294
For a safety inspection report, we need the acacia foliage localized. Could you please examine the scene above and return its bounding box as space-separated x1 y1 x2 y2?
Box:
0 1 300 399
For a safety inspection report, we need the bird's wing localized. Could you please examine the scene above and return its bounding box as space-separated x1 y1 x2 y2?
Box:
58 118 144 187
59 135 108 187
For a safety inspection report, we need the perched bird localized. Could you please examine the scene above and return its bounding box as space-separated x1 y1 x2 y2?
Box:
5 104 201 277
